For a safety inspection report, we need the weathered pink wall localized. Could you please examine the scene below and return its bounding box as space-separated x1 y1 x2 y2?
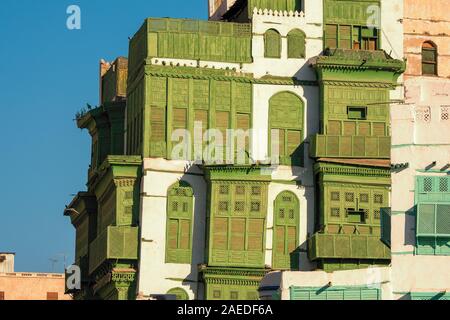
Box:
404 0 450 78
0 273 71 300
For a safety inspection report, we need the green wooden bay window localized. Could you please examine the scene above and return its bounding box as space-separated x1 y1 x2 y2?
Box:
209 182 269 267
166 181 194 264
273 191 300 270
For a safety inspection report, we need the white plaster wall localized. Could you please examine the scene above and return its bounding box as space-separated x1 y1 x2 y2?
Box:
242 7 323 79
251 83 320 163
137 159 207 300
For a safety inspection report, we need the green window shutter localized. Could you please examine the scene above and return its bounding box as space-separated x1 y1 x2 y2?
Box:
269 92 304 166
380 208 391 247
150 107 166 157
173 108 188 130
248 219 264 251
213 217 228 250
230 218 246 251
287 29 306 58
339 25 351 49
417 204 436 236
264 29 281 58
166 181 194 264
436 204 450 235
272 191 299 270
325 24 337 48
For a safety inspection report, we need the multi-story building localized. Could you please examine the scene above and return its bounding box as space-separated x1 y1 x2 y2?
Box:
65 0 406 300
261 0 450 301
0 253 71 300
389 0 450 300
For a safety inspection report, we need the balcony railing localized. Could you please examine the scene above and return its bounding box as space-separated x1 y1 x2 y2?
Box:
310 134 391 159
89 226 139 275
308 232 390 261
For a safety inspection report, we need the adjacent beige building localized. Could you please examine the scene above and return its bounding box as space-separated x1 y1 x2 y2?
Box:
0 253 71 300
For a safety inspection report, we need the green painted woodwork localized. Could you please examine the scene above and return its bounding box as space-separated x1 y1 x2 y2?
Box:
309 233 390 261
204 166 269 268
272 191 300 270
269 92 304 166
311 162 391 270
290 285 381 300
415 176 450 256
380 207 391 247
287 29 306 59
310 134 391 158
101 57 128 104
166 181 194 264
325 24 379 50
77 102 126 173
167 288 189 300
141 74 253 162
410 292 450 300
94 269 138 300
129 18 252 77
324 0 381 26
248 0 302 14
264 29 281 59
318 259 389 273
201 267 268 300
93 156 142 236
89 226 139 274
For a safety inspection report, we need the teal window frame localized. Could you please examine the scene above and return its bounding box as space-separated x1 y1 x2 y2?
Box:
415 176 450 256
290 285 381 301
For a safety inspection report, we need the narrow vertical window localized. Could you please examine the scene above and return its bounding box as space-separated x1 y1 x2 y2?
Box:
272 191 300 270
269 92 304 166
287 29 306 59
264 29 281 58
166 181 194 264
422 42 438 76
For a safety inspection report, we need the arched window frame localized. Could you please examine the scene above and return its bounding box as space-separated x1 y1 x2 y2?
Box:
422 41 438 76
167 287 189 300
268 91 304 166
165 181 194 264
264 29 282 59
272 191 300 270
287 29 306 59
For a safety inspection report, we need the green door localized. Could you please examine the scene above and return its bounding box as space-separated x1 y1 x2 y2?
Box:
272 191 299 270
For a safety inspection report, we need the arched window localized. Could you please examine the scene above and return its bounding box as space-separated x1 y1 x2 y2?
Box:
422 42 438 76
264 29 281 58
272 191 300 270
269 92 304 166
167 288 189 300
287 29 306 59
166 181 194 264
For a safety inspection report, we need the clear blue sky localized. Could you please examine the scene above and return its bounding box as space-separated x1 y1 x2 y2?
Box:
0 0 206 273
